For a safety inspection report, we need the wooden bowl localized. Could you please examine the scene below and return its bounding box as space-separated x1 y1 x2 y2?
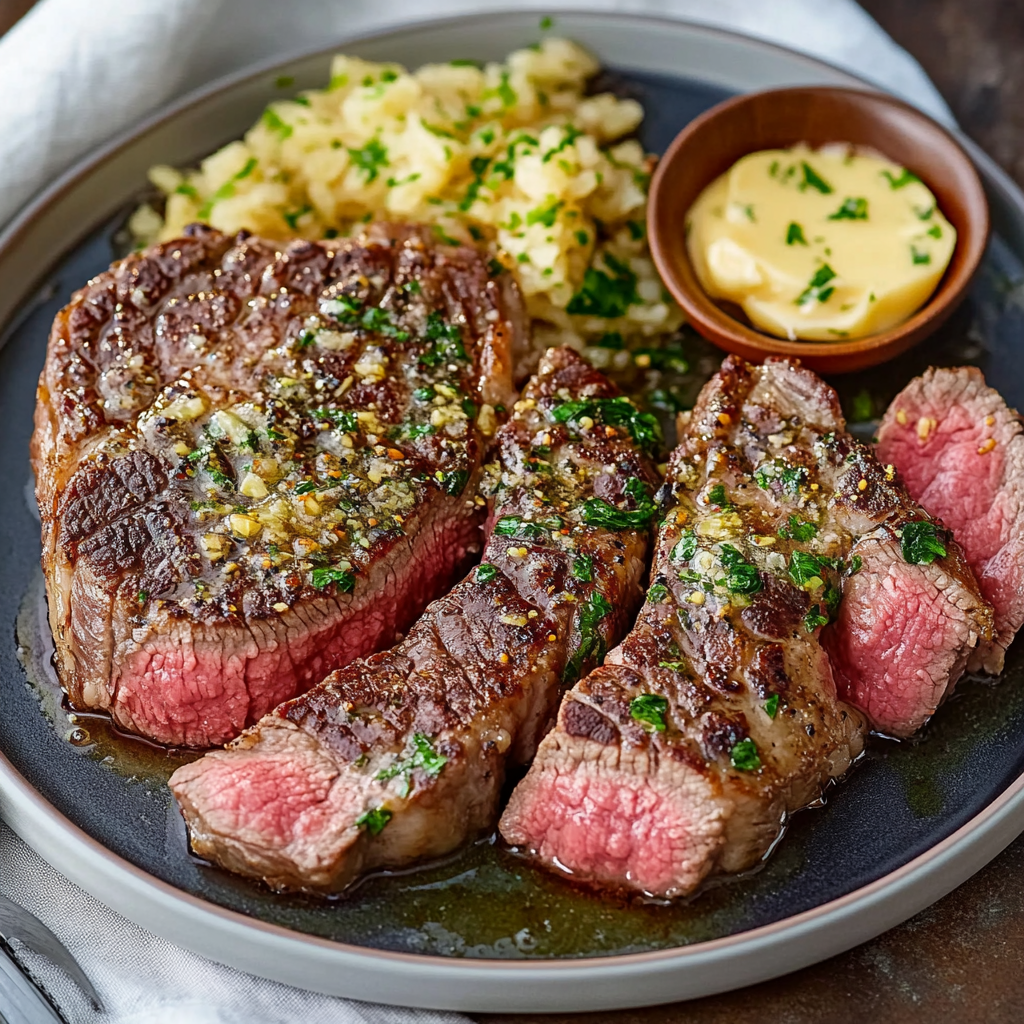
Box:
647 86 990 373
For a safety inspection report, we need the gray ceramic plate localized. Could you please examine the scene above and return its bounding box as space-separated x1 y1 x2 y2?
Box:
2 10 1024 1013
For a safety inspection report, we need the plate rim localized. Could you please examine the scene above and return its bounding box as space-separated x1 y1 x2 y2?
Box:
2 8 1024 1011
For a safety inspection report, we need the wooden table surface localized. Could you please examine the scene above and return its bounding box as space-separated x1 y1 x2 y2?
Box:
1 1 1023 1021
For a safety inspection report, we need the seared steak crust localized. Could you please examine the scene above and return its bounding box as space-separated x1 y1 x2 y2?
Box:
876 366 1024 674
499 356 991 898
32 223 521 747
169 348 658 891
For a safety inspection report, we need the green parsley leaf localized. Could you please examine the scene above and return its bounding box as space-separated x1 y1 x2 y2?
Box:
786 222 808 246
539 14 554 28
804 604 829 631
440 469 469 496
910 245 932 265
311 408 359 432
420 310 467 366
347 138 389 182
403 423 434 440
730 737 761 771
630 693 668 731
672 529 698 562
564 590 613 683
596 331 624 350
294 480 318 495
828 196 868 220
137 590 149 606
310 567 356 592
708 483 730 508
571 555 594 582
881 168 921 189
566 253 640 318
283 204 312 231
849 389 874 422
549 396 661 454
718 544 762 595
647 583 669 604
581 478 656 530
476 564 499 583
355 807 392 835
796 263 837 306
778 515 817 542
799 161 833 194
261 107 293 140
526 196 563 227
764 694 780 719
900 520 946 565
789 551 828 588
494 515 564 539
375 733 448 798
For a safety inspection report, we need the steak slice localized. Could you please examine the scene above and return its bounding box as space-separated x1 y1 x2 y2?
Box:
876 366 1024 674
32 223 525 748
499 356 990 898
169 347 659 892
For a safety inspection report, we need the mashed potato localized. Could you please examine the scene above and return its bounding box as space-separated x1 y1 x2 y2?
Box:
133 38 682 351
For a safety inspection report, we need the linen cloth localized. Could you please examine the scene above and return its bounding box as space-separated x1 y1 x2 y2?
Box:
0 1 952 1021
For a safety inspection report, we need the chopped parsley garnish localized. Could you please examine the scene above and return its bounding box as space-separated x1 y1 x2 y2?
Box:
459 155 491 211
310 566 356 592
494 514 564 539
631 346 689 373
630 693 668 732
564 590 613 683
355 807 392 835
596 332 624 350
440 469 469 496
659 660 687 672
197 157 259 218
796 264 837 306
910 245 932 265
375 733 448 797
708 483 731 508
572 555 594 582
764 694 780 719
755 459 807 495
137 590 149 605
413 386 435 402
828 196 868 220
526 196 563 227
927 224 942 239
322 294 362 319
581 478 656 531
900 520 946 565
626 220 645 240
347 138 389 182
357 306 409 340
672 529 698 562
850 390 874 422
778 515 817 542
799 161 833 194
717 544 762 595
312 408 359 432
804 604 829 631
475 564 499 583
550 396 661 454
849 554 863 574
487 258 505 277
386 172 421 188
786 222 808 246
789 551 829 588
647 583 669 604
566 253 640 318
294 480 318 495
539 14 554 28
261 107 292 140
881 168 921 189
403 423 435 440
730 738 761 771
420 311 467 366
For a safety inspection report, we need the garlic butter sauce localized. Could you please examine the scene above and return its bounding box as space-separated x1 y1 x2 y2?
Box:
686 144 956 341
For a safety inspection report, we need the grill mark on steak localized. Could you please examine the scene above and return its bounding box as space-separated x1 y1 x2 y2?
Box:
32 223 524 747
168 348 658 892
876 366 1024 675
499 356 991 899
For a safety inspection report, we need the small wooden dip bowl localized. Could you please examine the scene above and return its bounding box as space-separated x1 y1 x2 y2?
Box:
647 86 990 373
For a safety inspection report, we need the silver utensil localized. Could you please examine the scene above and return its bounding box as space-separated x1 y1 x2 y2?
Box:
0 891 102 1021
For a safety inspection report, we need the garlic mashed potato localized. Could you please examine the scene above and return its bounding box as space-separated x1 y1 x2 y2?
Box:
132 38 682 353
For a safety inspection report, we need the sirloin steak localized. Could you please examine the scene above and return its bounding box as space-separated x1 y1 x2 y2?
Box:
500 356 990 898
32 223 524 748
169 348 658 891
877 366 1024 674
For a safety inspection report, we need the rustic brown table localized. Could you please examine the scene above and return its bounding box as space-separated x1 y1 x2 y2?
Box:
2 1 1022 1020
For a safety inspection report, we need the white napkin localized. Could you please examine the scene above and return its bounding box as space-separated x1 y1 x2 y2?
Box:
0 2 952 1021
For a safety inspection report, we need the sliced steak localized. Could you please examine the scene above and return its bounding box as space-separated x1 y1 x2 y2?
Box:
169 347 659 891
499 356 991 898
32 223 524 748
876 366 1024 674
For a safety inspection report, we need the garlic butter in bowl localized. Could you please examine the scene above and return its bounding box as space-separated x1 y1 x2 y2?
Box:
648 87 989 372
686 144 956 341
